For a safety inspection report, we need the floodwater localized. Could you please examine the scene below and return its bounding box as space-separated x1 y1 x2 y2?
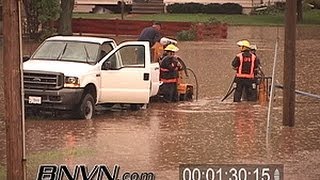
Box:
0 26 320 180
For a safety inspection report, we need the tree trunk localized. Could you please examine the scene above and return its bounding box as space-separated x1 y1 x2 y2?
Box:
58 0 74 35
297 0 303 23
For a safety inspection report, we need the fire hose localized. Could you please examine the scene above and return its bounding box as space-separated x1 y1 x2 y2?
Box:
221 66 265 102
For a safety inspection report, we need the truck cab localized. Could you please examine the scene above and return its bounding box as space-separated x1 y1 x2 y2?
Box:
23 36 160 119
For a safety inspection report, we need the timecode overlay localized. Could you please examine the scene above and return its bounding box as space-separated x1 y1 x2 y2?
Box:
179 164 284 180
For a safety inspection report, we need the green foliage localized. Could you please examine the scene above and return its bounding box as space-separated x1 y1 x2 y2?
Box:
221 3 243 14
176 29 197 41
25 0 60 40
36 0 60 23
37 0 60 40
0 165 6 180
167 3 242 14
167 3 205 13
39 27 57 41
274 2 286 10
203 3 222 14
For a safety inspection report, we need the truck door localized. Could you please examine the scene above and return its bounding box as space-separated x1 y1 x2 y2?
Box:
99 41 151 104
149 62 160 97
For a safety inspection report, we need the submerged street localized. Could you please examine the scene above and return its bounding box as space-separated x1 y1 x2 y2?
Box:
0 26 320 180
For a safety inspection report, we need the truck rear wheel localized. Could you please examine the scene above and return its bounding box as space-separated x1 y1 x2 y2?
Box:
76 94 95 120
130 104 143 111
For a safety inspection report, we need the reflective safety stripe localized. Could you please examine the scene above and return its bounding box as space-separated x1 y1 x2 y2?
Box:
160 78 177 83
236 52 256 79
160 68 170 72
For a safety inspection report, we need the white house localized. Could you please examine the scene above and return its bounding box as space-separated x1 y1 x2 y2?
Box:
73 0 286 14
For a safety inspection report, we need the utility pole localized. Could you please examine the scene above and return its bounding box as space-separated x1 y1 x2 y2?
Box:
3 0 25 179
283 0 297 126
121 0 125 20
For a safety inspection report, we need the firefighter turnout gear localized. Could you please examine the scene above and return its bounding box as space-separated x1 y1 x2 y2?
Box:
159 45 182 102
160 58 181 83
235 52 256 79
232 42 259 102
151 40 195 103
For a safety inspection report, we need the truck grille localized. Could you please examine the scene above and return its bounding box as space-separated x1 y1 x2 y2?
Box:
24 70 64 90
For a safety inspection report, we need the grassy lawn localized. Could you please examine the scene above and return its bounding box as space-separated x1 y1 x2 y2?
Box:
0 165 5 180
73 9 320 26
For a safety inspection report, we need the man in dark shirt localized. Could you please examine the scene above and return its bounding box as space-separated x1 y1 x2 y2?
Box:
138 22 161 47
136 22 161 64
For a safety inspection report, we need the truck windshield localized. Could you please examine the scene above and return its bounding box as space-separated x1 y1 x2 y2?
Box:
32 40 100 64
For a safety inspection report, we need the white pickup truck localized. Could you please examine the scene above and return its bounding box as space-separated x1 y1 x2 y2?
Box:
23 36 160 119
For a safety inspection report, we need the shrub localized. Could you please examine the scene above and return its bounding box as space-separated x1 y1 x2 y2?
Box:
166 3 184 13
183 3 205 13
167 3 242 14
274 2 286 10
221 3 242 14
176 29 197 41
167 3 205 13
203 3 222 14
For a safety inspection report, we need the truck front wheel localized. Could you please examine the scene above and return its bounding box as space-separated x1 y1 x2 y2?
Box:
76 93 95 120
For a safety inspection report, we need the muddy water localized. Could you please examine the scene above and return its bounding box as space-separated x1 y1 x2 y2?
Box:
0 26 320 180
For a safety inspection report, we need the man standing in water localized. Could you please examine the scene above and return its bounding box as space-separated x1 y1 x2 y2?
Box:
159 44 182 102
232 40 259 102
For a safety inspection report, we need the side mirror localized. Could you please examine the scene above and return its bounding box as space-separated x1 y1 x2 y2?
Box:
102 61 112 70
23 55 30 62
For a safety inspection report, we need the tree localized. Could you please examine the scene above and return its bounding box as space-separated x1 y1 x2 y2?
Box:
297 0 303 22
23 0 39 37
23 0 60 39
58 0 75 35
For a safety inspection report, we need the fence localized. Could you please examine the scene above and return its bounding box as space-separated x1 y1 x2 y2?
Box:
71 18 228 39
5 18 228 39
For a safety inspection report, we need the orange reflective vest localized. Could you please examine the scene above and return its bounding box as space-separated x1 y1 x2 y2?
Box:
236 52 256 79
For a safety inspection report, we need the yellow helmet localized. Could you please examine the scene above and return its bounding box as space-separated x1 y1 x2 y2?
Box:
250 44 257 50
164 44 179 52
236 40 251 48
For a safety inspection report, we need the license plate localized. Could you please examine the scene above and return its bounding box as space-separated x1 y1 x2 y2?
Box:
28 96 42 104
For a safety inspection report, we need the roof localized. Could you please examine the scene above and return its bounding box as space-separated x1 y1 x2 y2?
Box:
46 36 116 44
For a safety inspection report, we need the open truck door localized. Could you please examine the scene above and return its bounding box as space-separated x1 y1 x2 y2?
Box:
98 41 152 104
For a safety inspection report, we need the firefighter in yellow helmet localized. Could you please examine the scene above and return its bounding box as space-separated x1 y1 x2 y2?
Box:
159 44 182 102
232 40 260 102
249 44 262 76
